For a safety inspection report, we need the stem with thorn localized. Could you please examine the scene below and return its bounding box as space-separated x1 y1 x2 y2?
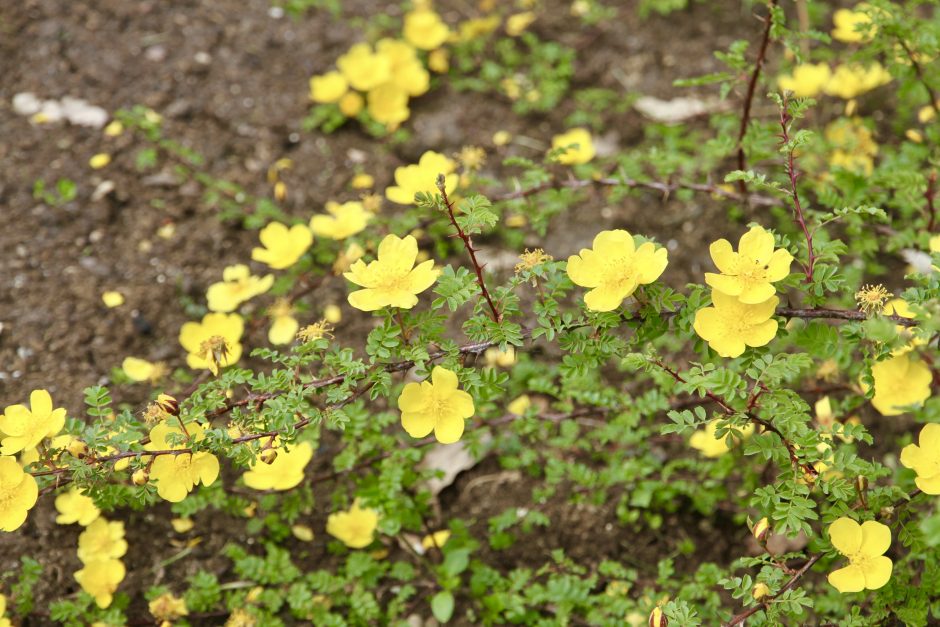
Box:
437 174 502 322
779 97 815 282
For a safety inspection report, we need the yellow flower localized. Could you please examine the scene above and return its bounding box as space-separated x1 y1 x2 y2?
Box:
855 284 892 315
515 248 552 273
292 524 315 542
507 395 532 416
367 83 411 128
324 303 343 323
326 500 380 548
428 48 449 73
251 222 312 270
309 71 348 103
89 153 111 169
55 488 101 526
75 558 125 608
484 346 515 368
145 421 220 502
206 265 274 312
77 518 128 562
333 242 366 274
0 456 39 531
344 234 439 311
378 39 430 97
492 130 512 146
826 118 878 175
243 441 313 491
310 201 371 240
868 352 932 416
339 91 364 117
149 593 188 622
121 357 167 383
421 529 451 550
225 608 258 627
171 517 194 533
827 517 892 592
777 63 832 97
551 128 595 165
566 229 668 312
506 12 536 36
705 226 793 303
267 298 299 346
179 312 244 373
386 151 458 205
689 420 755 457
693 291 779 358
101 291 124 307
0 593 10 627
403 9 450 50
351 173 374 189
104 120 124 136
0 389 67 455
297 320 334 342
458 15 501 41
824 63 892 100
832 7 876 43
900 423 940 494
398 366 475 444
337 43 392 91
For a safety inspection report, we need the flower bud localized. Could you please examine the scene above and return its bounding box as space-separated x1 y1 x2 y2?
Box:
67 439 89 458
752 582 771 600
752 517 770 544
260 448 278 465
156 394 179 417
855 475 868 493
648 607 667 627
132 468 150 486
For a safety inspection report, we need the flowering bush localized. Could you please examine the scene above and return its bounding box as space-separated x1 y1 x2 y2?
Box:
2 1 940 626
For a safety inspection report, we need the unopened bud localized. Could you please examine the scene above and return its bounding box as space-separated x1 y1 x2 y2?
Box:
752 517 770 544
260 448 278 465
132 468 150 486
67 439 89 458
246 586 263 603
752 582 771 600
648 606 667 627
856 475 868 492
156 394 179 416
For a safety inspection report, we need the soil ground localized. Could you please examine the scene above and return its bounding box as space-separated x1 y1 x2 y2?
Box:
0 0 846 622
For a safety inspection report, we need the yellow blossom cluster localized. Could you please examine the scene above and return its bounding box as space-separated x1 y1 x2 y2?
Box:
74 517 128 607
825 118 878 175
777 62 891 100
694 225 791 358
310 36 433 130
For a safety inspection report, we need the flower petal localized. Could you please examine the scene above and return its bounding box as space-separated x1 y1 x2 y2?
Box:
737 281 777 305
348 288 386 311
765 248 793 281
738 226 775 263
742 318 779 349
406 260 440 294
592 229 634 257
29 390 53 417
858 520 891 556
431 367 459 390
401 410 435 438
583 285 628 312
828 564 866 593
566 252 601 288
434 414 465 444
829 517 863 556
635 243 668 284
709 239 737 274
915 473 940 495
398 382 429 412
704 272 743 297
862 555 893 590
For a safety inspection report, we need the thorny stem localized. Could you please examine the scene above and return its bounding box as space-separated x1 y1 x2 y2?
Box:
779 98 815 282
493 173 780 206
926 171 937 233
652 360 817 478
897 38 940 119
776 307 919 328
723 554 823 627
437 175 502 322
736 0 779 198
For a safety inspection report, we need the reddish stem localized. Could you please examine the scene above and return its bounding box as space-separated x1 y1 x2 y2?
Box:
779 99 815 282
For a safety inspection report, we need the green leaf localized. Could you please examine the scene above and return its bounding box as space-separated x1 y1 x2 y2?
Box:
431 591 455 623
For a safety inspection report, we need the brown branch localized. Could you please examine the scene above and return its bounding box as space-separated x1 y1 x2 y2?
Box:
776 307 919 328
736 0 779 198
492 174 781 207
723 553 823 627
926 171 937 233
898 38 940 119
438 175 502 322
779 96 815 282
653 359 817 478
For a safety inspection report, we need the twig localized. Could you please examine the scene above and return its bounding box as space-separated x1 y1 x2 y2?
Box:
492 174 781 206
926 171 937 233
779 96 815 282
736 0 779 198
776 307 918 328
897 38 940 119
723 554 823 627
437 175 502 322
